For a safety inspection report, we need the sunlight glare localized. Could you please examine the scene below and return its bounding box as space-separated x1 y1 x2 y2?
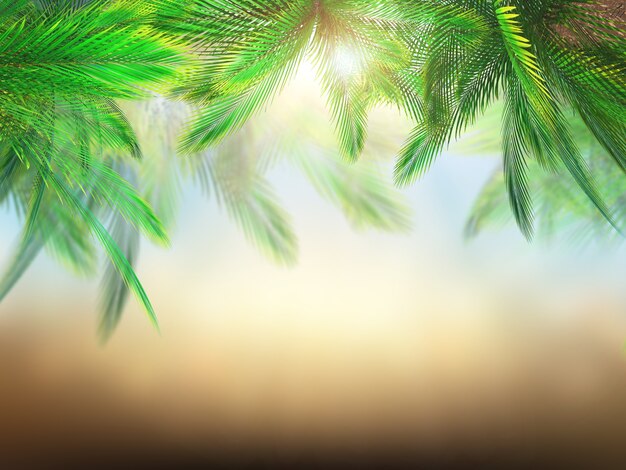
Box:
332 45 363 79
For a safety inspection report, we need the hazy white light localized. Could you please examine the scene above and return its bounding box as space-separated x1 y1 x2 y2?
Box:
333 45 363 79
296 59 318 83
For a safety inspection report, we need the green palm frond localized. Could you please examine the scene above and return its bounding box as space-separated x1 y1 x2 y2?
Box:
99 189 141 341
189 139 299 266
467 112 624 244
171 0 423 160
174 0 315 153
393 0 624 239
293 148 412 232
310 0 413 160
393 1 490 184
1 0 185 333
468 143 626 247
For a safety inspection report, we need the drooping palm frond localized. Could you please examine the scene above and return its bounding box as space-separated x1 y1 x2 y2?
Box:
0 0 186 332
165 0 316 153
0 115 169 333
1 0 184 139
189 131 300 267
466 112 625 246
98 165 141 341
394 0 625 239
145 95 411 265
467 142 626 247
164 0 429 161
394 1 490 184
268 96 413 232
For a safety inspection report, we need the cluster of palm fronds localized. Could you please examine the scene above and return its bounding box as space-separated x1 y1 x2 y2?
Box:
466 114 626 247
1 0 185 336
1 0 624 338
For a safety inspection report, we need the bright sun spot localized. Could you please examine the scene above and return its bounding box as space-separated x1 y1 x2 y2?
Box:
332 45 363 78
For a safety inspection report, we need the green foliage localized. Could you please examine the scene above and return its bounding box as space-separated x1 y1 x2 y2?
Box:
166 0 422 160
169 0 625 240
467 116 626 246
1 0 624 338
395 0 625 239
0 0 184 336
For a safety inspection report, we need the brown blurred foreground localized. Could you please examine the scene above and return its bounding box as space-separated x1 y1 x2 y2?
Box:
1 298 626 468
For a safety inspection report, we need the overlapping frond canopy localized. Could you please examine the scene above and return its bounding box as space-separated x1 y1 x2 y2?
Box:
466 117 626 247
168 0 624 241
394 0 625 239
0 0 186 335
1 0 624 338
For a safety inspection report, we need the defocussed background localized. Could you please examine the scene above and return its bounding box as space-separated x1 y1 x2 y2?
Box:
1 63 626 466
